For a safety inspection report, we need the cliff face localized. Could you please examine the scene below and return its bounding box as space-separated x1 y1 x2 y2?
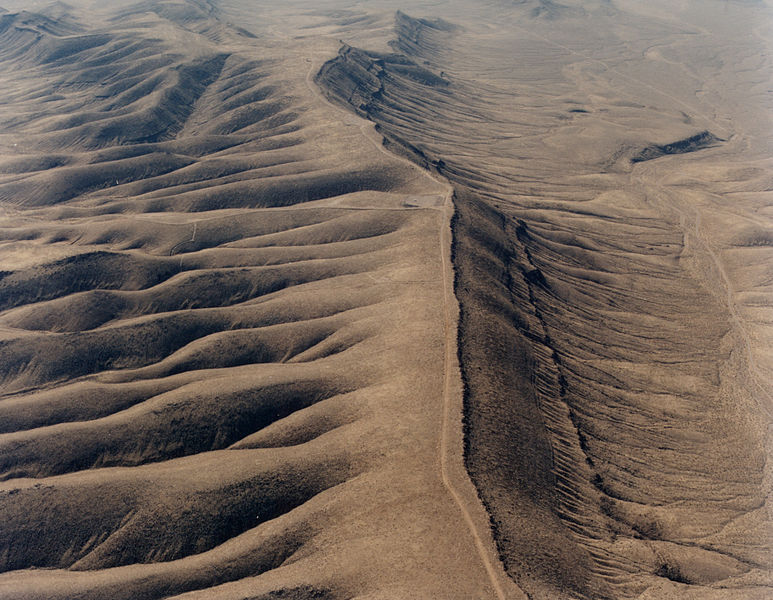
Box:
631 130 722 163
318 6 772 600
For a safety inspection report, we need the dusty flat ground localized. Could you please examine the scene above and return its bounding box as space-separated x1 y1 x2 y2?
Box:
0 1 771 599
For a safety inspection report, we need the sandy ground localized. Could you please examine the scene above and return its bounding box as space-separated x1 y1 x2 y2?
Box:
0 1 771 599
0 1 512 598
315 1 773 598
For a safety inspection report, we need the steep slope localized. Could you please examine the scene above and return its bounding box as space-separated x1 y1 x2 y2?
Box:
317 3 772 599
0 1 511 599
1 1 770 598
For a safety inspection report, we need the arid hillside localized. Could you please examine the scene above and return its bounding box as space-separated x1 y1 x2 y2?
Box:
0 1 514 599
0 1 771 600
317 1 772 599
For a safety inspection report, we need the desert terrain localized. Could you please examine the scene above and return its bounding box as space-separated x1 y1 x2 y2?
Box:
0 1 770 599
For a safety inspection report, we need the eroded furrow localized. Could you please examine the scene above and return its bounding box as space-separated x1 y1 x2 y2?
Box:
317 5 772 599
0 2 494 599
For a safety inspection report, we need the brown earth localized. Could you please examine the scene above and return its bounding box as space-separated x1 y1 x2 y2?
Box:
0 1 771 599
317 1 772 598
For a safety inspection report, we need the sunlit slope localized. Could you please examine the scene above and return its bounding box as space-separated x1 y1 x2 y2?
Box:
318 3 772 599
0 2 505 599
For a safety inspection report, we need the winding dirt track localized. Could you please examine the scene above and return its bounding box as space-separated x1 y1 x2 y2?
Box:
438 191 515 600
307 49 518 600
0 1 770 598
313 3 772 599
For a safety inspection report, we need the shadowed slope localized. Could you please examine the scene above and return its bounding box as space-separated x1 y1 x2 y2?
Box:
0 2 504 599
318 4 772 599
2 1 770 598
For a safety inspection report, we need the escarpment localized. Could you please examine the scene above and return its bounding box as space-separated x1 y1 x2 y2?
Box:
318 5 772 599
0 1 770 599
